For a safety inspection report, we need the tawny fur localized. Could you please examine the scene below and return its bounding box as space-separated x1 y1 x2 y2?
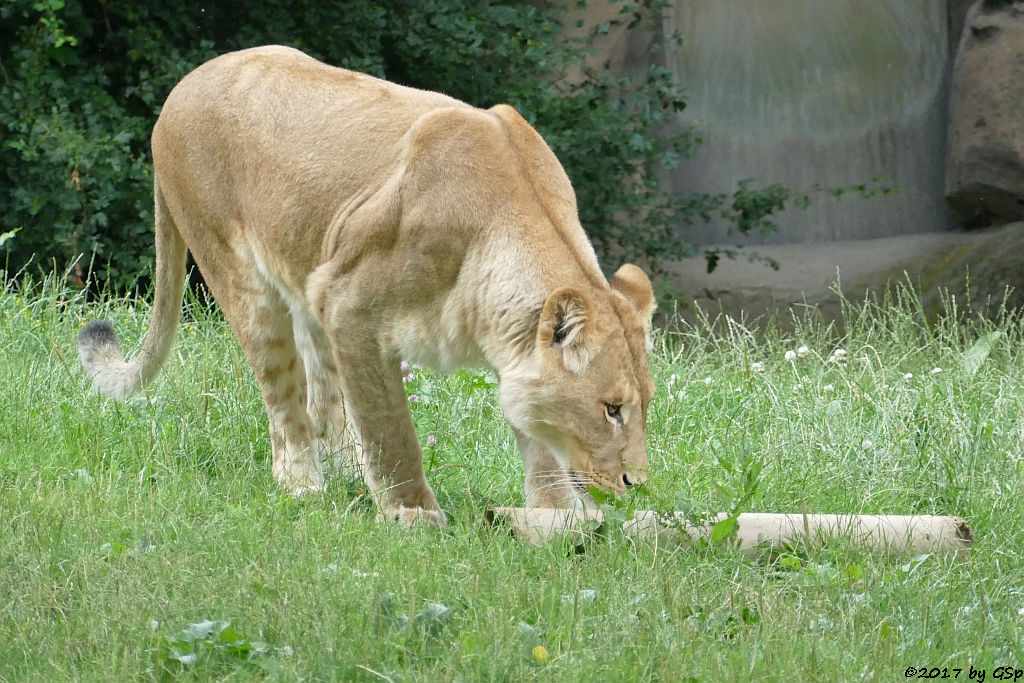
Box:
78 46 657 527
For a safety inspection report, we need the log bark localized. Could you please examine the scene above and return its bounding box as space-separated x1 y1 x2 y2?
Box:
486 508 973 555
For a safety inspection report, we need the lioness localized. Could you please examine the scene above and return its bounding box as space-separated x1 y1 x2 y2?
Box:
78 46 655 527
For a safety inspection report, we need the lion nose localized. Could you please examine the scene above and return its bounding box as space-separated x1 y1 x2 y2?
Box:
622 465 648 487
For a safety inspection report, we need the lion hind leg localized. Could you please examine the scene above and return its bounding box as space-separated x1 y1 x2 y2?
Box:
246 295 323 494
191 255 323 495
248 300 323 493
291 313 362 479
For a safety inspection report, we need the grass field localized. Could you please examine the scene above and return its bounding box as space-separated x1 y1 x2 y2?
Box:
2 273 1023 681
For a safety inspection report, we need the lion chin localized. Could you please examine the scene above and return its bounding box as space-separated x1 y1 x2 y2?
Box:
77 45 655 527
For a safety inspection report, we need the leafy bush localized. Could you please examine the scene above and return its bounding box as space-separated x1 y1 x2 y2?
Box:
1 0 809 288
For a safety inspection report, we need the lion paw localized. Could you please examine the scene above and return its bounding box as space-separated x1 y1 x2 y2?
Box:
382 503 448 529
273 458 324 496
291 482 324 497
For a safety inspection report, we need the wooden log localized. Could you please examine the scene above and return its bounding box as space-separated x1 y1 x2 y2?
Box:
486 508 973 555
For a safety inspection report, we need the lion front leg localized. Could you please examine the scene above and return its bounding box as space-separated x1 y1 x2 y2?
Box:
514 429 596 510
330 341 446 528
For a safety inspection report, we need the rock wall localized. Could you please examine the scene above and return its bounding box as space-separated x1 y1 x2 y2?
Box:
663 0 955 244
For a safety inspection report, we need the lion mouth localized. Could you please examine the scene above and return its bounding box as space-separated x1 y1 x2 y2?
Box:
569 472 589 494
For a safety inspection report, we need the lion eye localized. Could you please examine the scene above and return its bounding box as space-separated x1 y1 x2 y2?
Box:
605 403 622 421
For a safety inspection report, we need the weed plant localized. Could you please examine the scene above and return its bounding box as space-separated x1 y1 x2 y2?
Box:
1 272 1023 681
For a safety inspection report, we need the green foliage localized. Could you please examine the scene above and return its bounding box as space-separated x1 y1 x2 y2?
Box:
962 331 1000 379
0 227 19 249
1 0 871 288
157 618 292 673
2 0 174 286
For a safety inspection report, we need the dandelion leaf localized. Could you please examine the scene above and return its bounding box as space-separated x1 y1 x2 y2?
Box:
962 331 1001 379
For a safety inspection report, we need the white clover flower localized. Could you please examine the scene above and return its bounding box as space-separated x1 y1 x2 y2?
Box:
400 360 410 373
861 439 873 449
408 394 420 404
785 350 797 362
823 384 835 392
797 345 810 358
930 367 943 376
751 361 765 374
828 349 848 366
668 373 679 387
903 372 914 381
703 376 713 386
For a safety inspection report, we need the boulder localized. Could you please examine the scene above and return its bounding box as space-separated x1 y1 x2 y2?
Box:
946 0 1024 227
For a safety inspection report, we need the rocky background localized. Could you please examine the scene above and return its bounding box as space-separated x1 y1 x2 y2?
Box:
569 0 1024 323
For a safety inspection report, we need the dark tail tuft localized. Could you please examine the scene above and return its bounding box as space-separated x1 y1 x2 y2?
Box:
78 320 120 351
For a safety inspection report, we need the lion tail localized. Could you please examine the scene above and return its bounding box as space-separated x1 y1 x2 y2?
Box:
78 178 187 399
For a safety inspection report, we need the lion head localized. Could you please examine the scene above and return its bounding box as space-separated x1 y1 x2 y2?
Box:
500 264 656 501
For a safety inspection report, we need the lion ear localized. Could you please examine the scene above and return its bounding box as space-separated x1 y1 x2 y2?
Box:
610 263 656 328
538 287 595 375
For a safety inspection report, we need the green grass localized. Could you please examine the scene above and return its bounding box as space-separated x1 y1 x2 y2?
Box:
2 273 1024 681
